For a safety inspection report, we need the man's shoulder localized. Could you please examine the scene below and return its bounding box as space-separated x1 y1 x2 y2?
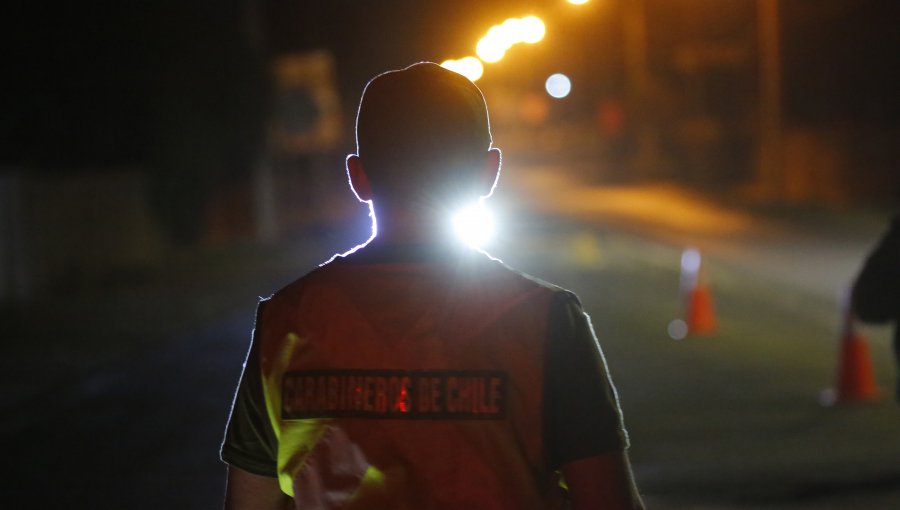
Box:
505 265 567 294
455 252 582 310
262 243 577 309
265 255 344 304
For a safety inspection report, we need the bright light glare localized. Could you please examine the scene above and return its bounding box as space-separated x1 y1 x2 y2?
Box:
453 203 494 248
519 16 545 44
568 0 590 5
501 18 523 40
476 35 507 63
476 16 545 63
487 24 513 47
545 73 572 98
681 247 701 274
440 57 484 81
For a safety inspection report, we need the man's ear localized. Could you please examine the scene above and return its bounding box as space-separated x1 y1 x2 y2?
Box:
480 147 502 199
346 154 373 202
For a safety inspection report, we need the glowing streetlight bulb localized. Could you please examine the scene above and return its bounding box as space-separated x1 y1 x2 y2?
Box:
519 16 545 44
476 34 507 63
475 15 545 64
500 18 524 44
440 57 484 81
545 73 572 98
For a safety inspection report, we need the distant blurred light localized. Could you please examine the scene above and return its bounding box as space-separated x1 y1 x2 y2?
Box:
500 17 524 43
440 57 484 82
818 388 838 407
545 73 571 99
597 99 625 136
570 231 604 269
681 247 701 275
668 319 688 340
476 16 545 63
485 22 513 49
453 202 494 248
568 0 590 5
520 93 549 125
679 246 701 295
519 16 545 44
476 34 508 63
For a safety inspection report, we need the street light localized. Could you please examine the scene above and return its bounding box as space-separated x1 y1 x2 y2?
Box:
545 73 572 98
476 34 508 63
475 15 545 63
440 57 484 81
518 16 545 44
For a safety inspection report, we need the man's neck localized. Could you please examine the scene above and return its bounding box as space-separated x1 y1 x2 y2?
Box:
369 205 454 246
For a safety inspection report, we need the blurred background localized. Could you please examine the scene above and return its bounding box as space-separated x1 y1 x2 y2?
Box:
2 0 900 508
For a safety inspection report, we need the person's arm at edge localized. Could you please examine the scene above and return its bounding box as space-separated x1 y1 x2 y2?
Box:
225 466 293 510
544 291 645 509
562 451 645 510
222 299 288 509
853 214 900 323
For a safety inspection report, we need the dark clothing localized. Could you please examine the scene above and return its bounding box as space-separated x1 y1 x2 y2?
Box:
852 214 900 399
221 241 627 508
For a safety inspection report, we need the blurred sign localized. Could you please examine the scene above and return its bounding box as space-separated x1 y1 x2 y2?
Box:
271 51 342 155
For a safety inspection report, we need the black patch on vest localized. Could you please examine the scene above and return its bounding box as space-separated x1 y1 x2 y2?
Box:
281 369 507 420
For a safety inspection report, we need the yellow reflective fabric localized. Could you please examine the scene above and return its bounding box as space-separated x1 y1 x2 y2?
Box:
259 327 331 496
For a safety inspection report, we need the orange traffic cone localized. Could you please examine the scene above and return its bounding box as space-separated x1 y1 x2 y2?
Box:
827 309 879 404
679 248 717 336
686 283 717 335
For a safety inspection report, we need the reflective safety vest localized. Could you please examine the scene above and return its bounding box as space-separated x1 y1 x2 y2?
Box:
256 249 568 509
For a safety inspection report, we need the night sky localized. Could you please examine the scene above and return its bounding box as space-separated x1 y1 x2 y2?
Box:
3 0 898 170
782 0 900 124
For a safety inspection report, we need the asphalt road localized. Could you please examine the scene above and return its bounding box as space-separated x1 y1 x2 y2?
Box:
2 300 246 507
4 180 900 509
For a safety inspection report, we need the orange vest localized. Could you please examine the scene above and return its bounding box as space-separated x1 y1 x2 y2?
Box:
256 250 568 509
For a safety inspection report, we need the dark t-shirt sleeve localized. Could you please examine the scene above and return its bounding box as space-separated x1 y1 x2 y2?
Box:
543 291 628 470
853 214 900 324
220 303 279 477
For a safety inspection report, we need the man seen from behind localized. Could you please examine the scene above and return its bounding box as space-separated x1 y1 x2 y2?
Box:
221 62 644 510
